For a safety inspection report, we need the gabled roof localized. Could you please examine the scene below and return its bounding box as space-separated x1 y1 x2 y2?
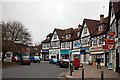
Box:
42 33 53 43
113 2 120 13
61 27 82 42
112 2 120 19
51 25 82 42
82 18 100 36
92 17 109 37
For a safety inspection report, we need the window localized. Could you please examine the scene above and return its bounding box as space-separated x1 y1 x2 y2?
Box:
51 56 56 59
51 42 59 48
93 38 97 45
47 37 50 39
99 36 104 44
53 34 57 39
66 42 70 48
82 37 88 45
98 25 103 31
74 40 80 47
84 27 87 34
66 34 71 39
77 32 80 37
62 43 65 48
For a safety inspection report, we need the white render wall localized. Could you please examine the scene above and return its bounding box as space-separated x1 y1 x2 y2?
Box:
81 23 90 38
51 31 59 41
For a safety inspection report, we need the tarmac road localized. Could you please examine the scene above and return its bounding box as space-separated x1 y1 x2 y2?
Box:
2 61 68 79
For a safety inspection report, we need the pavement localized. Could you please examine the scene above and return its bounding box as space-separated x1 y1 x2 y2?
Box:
65 64 120 79
2 62 19 68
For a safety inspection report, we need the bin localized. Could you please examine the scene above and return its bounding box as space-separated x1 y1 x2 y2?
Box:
74 58 79 70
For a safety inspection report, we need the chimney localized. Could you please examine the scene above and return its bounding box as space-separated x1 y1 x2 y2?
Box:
78 24 81 27
100 14 104 24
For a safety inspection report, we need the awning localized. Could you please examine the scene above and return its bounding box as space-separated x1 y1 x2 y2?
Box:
42 49 49 52
80 47 89 50
72 52 80 55
90 51 104 55
60 50 72 54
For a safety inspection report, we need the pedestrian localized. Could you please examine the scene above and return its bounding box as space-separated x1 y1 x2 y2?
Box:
96 57 101 69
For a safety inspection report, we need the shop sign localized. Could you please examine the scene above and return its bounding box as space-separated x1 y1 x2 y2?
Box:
102 45 108 49
106 39 115 45
60 50 72 54
109 32 115 36
108 45 115 49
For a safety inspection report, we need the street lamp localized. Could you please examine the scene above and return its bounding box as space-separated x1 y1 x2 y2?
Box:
69 42 72 76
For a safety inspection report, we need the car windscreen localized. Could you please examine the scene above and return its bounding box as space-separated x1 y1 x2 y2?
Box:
34 56 40 59
22 56 29 60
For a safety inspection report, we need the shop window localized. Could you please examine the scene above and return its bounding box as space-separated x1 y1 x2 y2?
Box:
51 56 56 59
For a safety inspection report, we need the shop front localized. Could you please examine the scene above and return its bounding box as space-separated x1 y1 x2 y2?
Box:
90 45 106 66
42 49 49 61
60 49 72 60
80 47 90 64
49 49 59 59
72 49 80 61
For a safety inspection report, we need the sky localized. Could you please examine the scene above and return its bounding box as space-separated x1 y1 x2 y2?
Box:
1 0 109 45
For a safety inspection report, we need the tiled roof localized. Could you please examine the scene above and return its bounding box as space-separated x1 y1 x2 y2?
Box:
83 18 100 35
61 27 82 42
53 25 82 42
42 33 53 43
113 2 120 13
92 17 109 37
112 2 120 19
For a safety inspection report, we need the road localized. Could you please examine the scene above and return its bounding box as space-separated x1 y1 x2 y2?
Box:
2 61 68 79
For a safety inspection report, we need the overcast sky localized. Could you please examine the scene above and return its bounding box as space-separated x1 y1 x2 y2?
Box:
1 0 109 45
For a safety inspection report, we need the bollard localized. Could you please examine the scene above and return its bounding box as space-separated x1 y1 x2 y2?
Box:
70 68 72 76
101 70 104 80
82 68 84 80
70 64 72 76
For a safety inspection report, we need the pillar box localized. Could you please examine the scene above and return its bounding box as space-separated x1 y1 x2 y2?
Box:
74 57 79 70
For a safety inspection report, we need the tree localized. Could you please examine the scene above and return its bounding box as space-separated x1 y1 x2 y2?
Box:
2 21 32 62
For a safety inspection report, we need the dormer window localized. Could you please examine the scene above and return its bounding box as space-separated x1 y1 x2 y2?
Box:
66 34 71 39
47 37 50 39
98 25 103 31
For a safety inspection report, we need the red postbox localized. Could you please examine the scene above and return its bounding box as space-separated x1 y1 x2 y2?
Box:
74 57 79 70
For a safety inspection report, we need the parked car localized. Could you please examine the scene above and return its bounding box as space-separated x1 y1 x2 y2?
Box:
4 52 13 62
12 56 19 62
49 58 58 64
20 56 31 65
30 56 41 63
58 59 72 68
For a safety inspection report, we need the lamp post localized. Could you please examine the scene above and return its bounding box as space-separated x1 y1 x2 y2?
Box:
69 42 72 76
